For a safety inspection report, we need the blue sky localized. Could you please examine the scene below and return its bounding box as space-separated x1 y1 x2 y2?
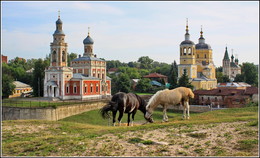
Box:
2 1 259 67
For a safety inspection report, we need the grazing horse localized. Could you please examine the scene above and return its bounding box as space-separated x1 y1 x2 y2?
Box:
100 92 153 126
145 87 194 122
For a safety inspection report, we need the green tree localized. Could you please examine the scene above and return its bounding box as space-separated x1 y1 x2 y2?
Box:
116 73 131 93
135 78 152 93
241 62 258 86
2 74 15 98
169 60 178 89
138 56 154 69
222 75 230 83
32 58 49 97
67 52 78 66
178 69 193 89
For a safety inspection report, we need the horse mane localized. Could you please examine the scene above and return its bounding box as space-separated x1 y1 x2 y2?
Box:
146 89 165 110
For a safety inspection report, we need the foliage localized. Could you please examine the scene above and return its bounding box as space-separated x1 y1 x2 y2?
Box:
135 78 152 93
32 58 49 97
138 56 154 69
2 74 15 98
168 60 178 89
234 62 258 86
67 52 78 66
178 69 193 89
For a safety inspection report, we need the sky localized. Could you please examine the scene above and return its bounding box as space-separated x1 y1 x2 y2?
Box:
1 1 259 67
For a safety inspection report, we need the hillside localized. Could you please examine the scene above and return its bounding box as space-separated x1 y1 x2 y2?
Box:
2 106 259 156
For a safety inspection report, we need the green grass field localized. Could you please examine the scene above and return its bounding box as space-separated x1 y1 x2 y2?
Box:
2 106 258 156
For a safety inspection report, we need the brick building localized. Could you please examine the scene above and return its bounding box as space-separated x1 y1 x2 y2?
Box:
193 86 258 108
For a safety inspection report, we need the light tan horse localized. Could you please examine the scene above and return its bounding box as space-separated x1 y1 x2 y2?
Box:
145 87 194 122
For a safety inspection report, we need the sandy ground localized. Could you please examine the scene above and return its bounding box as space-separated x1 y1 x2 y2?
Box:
85 121 259 156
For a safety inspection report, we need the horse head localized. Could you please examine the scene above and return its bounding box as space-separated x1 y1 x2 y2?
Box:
145 105 154 123
188 89 195 98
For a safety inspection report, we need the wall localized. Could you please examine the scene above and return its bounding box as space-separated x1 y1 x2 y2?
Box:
2 100 108 121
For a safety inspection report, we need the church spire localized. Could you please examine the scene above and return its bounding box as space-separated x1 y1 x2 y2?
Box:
223 46 230 60
185 18 190 41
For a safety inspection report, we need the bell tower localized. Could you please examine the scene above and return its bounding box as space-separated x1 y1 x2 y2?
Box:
50 11 68 67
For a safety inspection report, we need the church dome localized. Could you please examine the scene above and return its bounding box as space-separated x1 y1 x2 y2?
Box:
195 27 211 49
180 40 195 45
56 18 62 24
83 35 94 44
195 43 211 49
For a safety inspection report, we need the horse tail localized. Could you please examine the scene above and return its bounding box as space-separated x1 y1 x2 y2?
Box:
100 101 115 119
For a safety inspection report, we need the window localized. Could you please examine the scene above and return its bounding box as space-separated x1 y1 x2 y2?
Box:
62 51 66 62
66 84 69 93
204 54 207 58
84 84 87 93
96 84 99 92
197 54 199 58
202 97 204 101
73 84 77 93
90 84 93 93
188 48 191 55
52 51 56 62
184 48 187 55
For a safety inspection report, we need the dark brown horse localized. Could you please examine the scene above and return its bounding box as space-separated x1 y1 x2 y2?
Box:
100 92 153 126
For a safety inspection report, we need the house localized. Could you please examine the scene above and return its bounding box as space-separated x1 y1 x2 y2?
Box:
193 86 258 108
9 81 33 98
143 72 168 84
108 68 118 74
2 55 8 63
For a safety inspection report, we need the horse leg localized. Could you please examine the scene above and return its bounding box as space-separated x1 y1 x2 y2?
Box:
118 111 124 126
112 111 117 126
182 100 187 119
186 101 190 120
127 113 131 126
162 104 169 122
131 110 137 126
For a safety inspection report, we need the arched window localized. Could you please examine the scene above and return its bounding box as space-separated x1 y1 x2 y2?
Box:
188 48 191 55
197 54 199 58
96 84 99 92
183 48 187 55
84 84 87 93
52 51 56 62
62 51 66 62
204 54 207 58
90 84 93 93
73 83 77 94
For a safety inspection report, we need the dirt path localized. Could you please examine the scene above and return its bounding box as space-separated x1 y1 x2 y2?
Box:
85 121 258 156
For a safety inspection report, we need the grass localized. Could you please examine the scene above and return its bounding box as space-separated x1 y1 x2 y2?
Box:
2 106 259 156
237 139 258 151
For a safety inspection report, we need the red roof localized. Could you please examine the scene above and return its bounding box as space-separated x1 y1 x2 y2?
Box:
108 68 118 72
143 73 167 78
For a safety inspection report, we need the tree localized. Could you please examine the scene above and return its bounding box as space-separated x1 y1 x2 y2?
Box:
241 62 258 86
178 69 193 89
169 60 178 89
222 75 230 83
32 58 49 97
67 52 78 66
116 73 131 93
2 74 15 98
138 56 154 69
135 78 152 93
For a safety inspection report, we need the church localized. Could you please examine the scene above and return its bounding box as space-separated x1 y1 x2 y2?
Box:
178 20 217 90
222 47 241 81
44 14 111 100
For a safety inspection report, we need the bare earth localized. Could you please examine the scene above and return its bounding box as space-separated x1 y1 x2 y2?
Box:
85 121 258 156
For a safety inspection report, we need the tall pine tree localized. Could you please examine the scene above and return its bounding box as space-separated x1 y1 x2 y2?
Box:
178 69 193 89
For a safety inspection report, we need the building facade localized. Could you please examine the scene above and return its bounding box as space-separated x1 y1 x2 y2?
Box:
178 20 217 90
222 47 241 81
44 15 111 100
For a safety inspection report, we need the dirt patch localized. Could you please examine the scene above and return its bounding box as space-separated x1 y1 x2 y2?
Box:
88 121 258 156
